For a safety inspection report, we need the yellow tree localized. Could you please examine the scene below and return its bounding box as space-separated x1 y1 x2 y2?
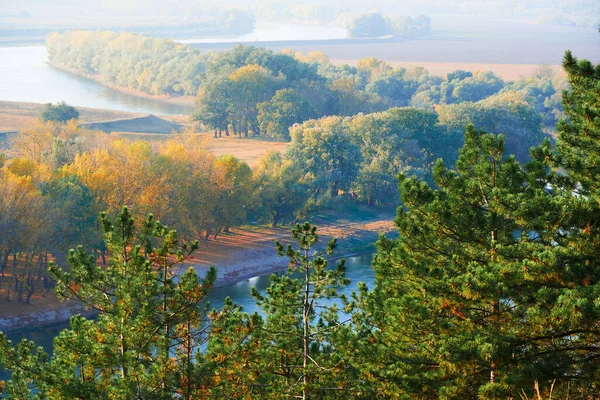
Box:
9 121 57 163
0 169 45 303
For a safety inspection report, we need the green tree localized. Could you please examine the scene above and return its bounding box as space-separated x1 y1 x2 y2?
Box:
251 151 310 226
257 88 312 140
360 127 550 397
287 116 362 198
194 72 232 137
360 113 600 398
39 175 100 264
437 91 546 162
347 13 391 38
208 223 356 399
0 207 217 399
40 101 79 123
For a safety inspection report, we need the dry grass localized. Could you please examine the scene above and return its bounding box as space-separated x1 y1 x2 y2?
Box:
0 100 147 132
119 131 288 167
202 134 288 166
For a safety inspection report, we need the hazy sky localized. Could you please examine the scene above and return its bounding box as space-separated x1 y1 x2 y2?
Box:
1 0 598 26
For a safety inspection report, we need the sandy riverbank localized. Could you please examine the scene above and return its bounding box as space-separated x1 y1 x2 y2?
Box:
0 218 395 332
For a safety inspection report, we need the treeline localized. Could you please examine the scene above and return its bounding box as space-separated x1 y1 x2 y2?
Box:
197 45 562 142
1 51 600 399
345 13 432 38
47 31 208 96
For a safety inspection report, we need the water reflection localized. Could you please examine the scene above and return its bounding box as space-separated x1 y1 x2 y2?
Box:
0 253 374 381
0 46 192 115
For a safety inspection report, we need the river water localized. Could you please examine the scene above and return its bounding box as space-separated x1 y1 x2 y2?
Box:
0 253 375 381
0 46 191 116
0 22 346 116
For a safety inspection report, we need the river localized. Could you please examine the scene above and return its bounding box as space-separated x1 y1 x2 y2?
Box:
0 22 346 116
0 46 191 116
0 253 375 381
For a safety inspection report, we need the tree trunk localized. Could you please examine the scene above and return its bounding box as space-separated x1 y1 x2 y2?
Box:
302 245 310 400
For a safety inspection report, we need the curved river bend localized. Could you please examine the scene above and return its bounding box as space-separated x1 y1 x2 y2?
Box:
1 253 375 381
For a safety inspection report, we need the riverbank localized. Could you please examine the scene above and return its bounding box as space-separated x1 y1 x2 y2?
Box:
0 217 395 333
47 61 197 109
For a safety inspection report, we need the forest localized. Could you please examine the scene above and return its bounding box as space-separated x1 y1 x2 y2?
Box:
0 48 599 399
47 31 565 133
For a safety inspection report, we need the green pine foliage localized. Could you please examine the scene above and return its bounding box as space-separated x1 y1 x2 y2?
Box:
359 50 600 398
0 207 217 399
206 222 360 399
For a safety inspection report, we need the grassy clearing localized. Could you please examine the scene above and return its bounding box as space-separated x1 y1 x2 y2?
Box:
119 131 288 167
0 100 147 132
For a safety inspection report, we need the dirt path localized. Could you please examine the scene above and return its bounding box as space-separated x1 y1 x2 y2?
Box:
0 217 396 332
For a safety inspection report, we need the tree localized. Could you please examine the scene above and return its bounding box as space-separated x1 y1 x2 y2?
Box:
359 127 541 397
194 72 232 137
360 116 600 398
347 13 391 38
365 75 420 107
287 116 362 198
204 155 252 239
257 88 313 140
437 91 546 162
0 169 46 303
208 222 357 399
0 207 217 398
39 175 100 264
345 108 430 206
40 101 79 123
9 121 56 163
251 151 310 226
228 64 282 137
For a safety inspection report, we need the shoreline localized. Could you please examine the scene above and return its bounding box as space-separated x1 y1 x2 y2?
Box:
0 218 395 333
0 249 376 334
47 61 197 109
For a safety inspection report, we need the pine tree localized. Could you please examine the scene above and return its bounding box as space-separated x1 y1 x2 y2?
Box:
0 207 216 399
207 222 361 399
358 124 598 398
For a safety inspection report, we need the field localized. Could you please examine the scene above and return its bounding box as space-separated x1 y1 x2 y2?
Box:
0 100 147 132
190 15 599 77
0 101 288 167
